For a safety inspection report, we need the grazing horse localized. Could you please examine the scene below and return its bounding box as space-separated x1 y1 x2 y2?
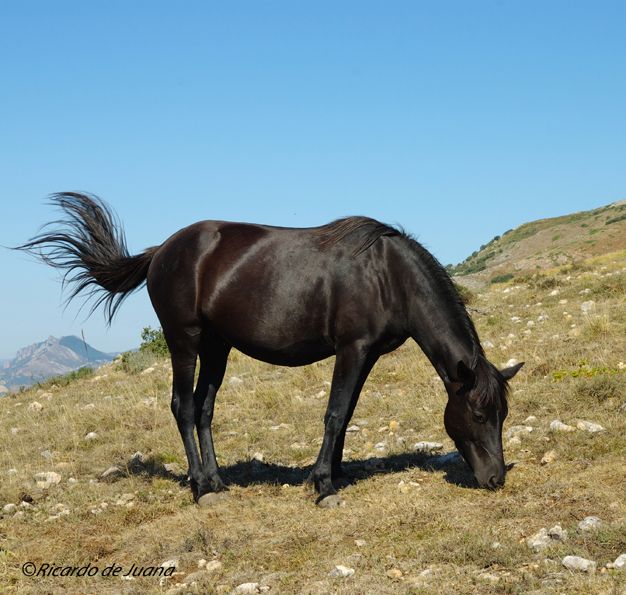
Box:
19 193 523 505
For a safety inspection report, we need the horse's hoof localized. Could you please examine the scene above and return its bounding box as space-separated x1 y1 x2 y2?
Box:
197 492 229 507
316 494 345 509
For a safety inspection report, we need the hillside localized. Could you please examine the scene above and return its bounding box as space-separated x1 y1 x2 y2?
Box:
450 200 626 285
0 335 115 392
1 249 625 593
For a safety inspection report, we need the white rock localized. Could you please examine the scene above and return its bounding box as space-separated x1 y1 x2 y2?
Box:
354 539 367 547
346 425 360 433
3 503 17 514
10 427 19 435
204 560 223 572
478 572 500 584
483 340 495 349
160 559 179 570
129 451 147 465
329 565 355 578
101 466 123 479
33 471 62 488
7 469 18 476
228 376 244 387
576 420 604 433
233 583 260 593
374 441 387 451
581 300 596 313
84 432 98 441
559 299 568 304
562 555 596 573
526 528 552 551
541 450 557 465
504 358 519 367
28 401 43 413
413 441 444 453
608 553 626 569
548 524 567 541
578 516 602 531
140 366 155 375
523 416 537 424
550 420 576 432
549 289 560 296
506 425 533 439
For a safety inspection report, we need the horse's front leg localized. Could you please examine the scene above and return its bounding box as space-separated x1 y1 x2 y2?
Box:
309 343 374 500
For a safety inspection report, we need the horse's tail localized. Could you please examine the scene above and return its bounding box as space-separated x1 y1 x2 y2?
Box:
16 192 159 324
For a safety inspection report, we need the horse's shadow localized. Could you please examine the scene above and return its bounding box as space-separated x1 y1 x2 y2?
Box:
126 450 479 490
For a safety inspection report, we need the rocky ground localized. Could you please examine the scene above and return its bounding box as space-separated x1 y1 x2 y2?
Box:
1 250 625 594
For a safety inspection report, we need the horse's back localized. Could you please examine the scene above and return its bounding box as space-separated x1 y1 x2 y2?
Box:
147 219 408 363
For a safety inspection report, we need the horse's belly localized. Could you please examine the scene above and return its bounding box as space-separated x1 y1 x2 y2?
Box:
228 336 334 367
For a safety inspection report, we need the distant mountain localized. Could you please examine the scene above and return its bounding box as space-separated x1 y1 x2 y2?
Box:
450 199 626 284
0 335 116 392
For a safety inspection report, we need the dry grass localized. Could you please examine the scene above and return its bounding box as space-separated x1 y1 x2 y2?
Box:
1 253 625 594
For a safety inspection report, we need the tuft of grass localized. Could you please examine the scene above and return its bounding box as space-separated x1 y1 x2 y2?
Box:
490 273 514 284
117 349 160 374
34 366 94 389
575 374 626 403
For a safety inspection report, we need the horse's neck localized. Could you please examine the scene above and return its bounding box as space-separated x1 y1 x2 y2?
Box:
404 266 479 384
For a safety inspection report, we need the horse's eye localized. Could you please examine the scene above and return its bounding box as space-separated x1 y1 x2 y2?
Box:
472 411 487 424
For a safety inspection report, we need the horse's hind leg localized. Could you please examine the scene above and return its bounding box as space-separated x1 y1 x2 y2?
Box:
168 328 209 502
194 337 230 497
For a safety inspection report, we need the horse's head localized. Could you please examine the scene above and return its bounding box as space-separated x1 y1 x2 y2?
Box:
444 359 523 489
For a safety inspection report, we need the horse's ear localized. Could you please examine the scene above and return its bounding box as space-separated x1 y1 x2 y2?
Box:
500 361 524 380
456 360 476 390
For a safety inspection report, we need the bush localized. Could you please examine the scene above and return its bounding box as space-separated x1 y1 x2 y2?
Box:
490 273 514 284
117 350 158 374
453 282 476 305
140 326 169 357
574 374 626 403
35 366 94 389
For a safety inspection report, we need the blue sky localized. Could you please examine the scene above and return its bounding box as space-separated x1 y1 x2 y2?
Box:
1 1 625 359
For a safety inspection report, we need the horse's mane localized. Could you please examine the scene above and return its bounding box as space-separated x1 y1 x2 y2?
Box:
315 216 402 256
316 216 508 408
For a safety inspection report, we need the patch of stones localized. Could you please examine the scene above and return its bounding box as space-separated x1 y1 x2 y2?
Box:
549 419 604 433
525 516 625 573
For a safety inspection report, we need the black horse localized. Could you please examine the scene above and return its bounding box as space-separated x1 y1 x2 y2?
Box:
19 193 523 505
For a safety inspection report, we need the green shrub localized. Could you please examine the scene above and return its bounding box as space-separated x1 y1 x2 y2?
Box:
605 213 626 225
117 350 157 374
140 326 169 357
490 273 514 284
453 282 476 305
35 366 94 389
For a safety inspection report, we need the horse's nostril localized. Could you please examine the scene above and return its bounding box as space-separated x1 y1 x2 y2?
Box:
488 475 504 490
